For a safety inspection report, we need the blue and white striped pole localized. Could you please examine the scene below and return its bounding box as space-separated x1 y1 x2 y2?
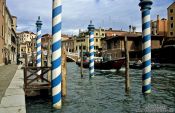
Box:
52 0 62 109
88 21 95 78
36 16 42 75
139 0 153 94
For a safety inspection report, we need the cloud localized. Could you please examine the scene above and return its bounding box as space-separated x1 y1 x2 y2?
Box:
7 0 173 35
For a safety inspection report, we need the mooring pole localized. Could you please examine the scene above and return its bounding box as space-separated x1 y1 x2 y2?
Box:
47 36 51 82
61 48 67 97
88 20 95 78
52 0 62 109
36 16 42 74
77 45 80 59
25 53 28 67
80 43 83 78
32 37 35 67
139 0 153 94
124 36 130 93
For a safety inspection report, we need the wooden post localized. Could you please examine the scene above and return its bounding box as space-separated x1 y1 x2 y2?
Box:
124 36 130 93
61 48 67 97
24 54 28 89
47 37 51 82
42 50 44 67
80 43 83 78
24 53 28 89
25 53 28 67
32 37 35 67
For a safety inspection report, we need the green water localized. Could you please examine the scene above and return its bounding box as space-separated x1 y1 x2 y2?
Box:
26 62 175 113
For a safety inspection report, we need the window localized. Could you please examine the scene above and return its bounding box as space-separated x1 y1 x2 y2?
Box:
2 4 5 16
102 33 104 36
171 23 173 28
95 46 99 50
2 25 3 36
96 39 98 42
114 40 118 48
96 33 98 36
170 17 173 20
83 46 86 50
170 9 173 13
170 32 173 36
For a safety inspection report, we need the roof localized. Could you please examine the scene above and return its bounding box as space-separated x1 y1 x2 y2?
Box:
167 2 175 9
20 31 35 34
104 34 164 41
42 34 51 37
5 6 13 23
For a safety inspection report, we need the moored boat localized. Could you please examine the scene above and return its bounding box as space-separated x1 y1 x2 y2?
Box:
76 57 125 70
129 60 161 69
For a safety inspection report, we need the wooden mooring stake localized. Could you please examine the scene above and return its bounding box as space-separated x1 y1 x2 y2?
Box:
124 36 130 93
80 43 83 78
61 49 67 97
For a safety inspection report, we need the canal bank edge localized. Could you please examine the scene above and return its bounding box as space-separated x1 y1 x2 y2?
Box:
0 65 26 113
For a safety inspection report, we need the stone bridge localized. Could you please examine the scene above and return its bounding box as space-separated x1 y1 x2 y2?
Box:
66 52 79 62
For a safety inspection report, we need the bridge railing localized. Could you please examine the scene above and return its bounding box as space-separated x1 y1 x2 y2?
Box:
67 52 79 57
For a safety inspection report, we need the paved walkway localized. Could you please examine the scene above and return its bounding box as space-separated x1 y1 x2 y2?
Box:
0 64 18 102
0 65 26 113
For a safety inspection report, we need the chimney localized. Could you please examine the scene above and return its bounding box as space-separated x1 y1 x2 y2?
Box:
157 15 160 21
129 25 132 33
132 26 136 34
109 28 112 31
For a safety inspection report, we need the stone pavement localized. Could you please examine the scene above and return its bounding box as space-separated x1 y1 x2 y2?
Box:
0 64 18 103
0 65 26 113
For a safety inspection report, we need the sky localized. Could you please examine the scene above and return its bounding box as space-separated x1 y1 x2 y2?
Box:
7 0 174 35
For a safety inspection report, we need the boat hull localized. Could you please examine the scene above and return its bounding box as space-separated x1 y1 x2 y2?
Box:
76 58 125 70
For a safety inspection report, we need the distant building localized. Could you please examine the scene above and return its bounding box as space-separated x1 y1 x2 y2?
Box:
62 36 75 53
17 31 36 57
102 32 142 60
167 2 175 37
151 15 167 36
73 28 105 56
102 31 164 60
75 36 89 54
94 28 105 51
105 28 127 37
41 34 52 66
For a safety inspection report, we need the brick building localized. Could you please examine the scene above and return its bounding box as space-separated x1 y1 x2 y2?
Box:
151 15 168 36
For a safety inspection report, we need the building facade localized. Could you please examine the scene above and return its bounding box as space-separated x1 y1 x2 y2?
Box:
73 28 105 56
4 6 18 64
0 0 18 65
93 28 105 51
4 6 12 64
102 31 163 60
17 31 36 57
167 2 175 37
0 0 5 65
151 15 168 36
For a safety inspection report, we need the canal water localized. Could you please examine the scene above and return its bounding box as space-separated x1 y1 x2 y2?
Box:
26 62 175 113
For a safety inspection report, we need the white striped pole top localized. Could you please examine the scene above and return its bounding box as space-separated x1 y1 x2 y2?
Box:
88 21 95 78
52 0 62 109
139 0 153 94
36 16 42 75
